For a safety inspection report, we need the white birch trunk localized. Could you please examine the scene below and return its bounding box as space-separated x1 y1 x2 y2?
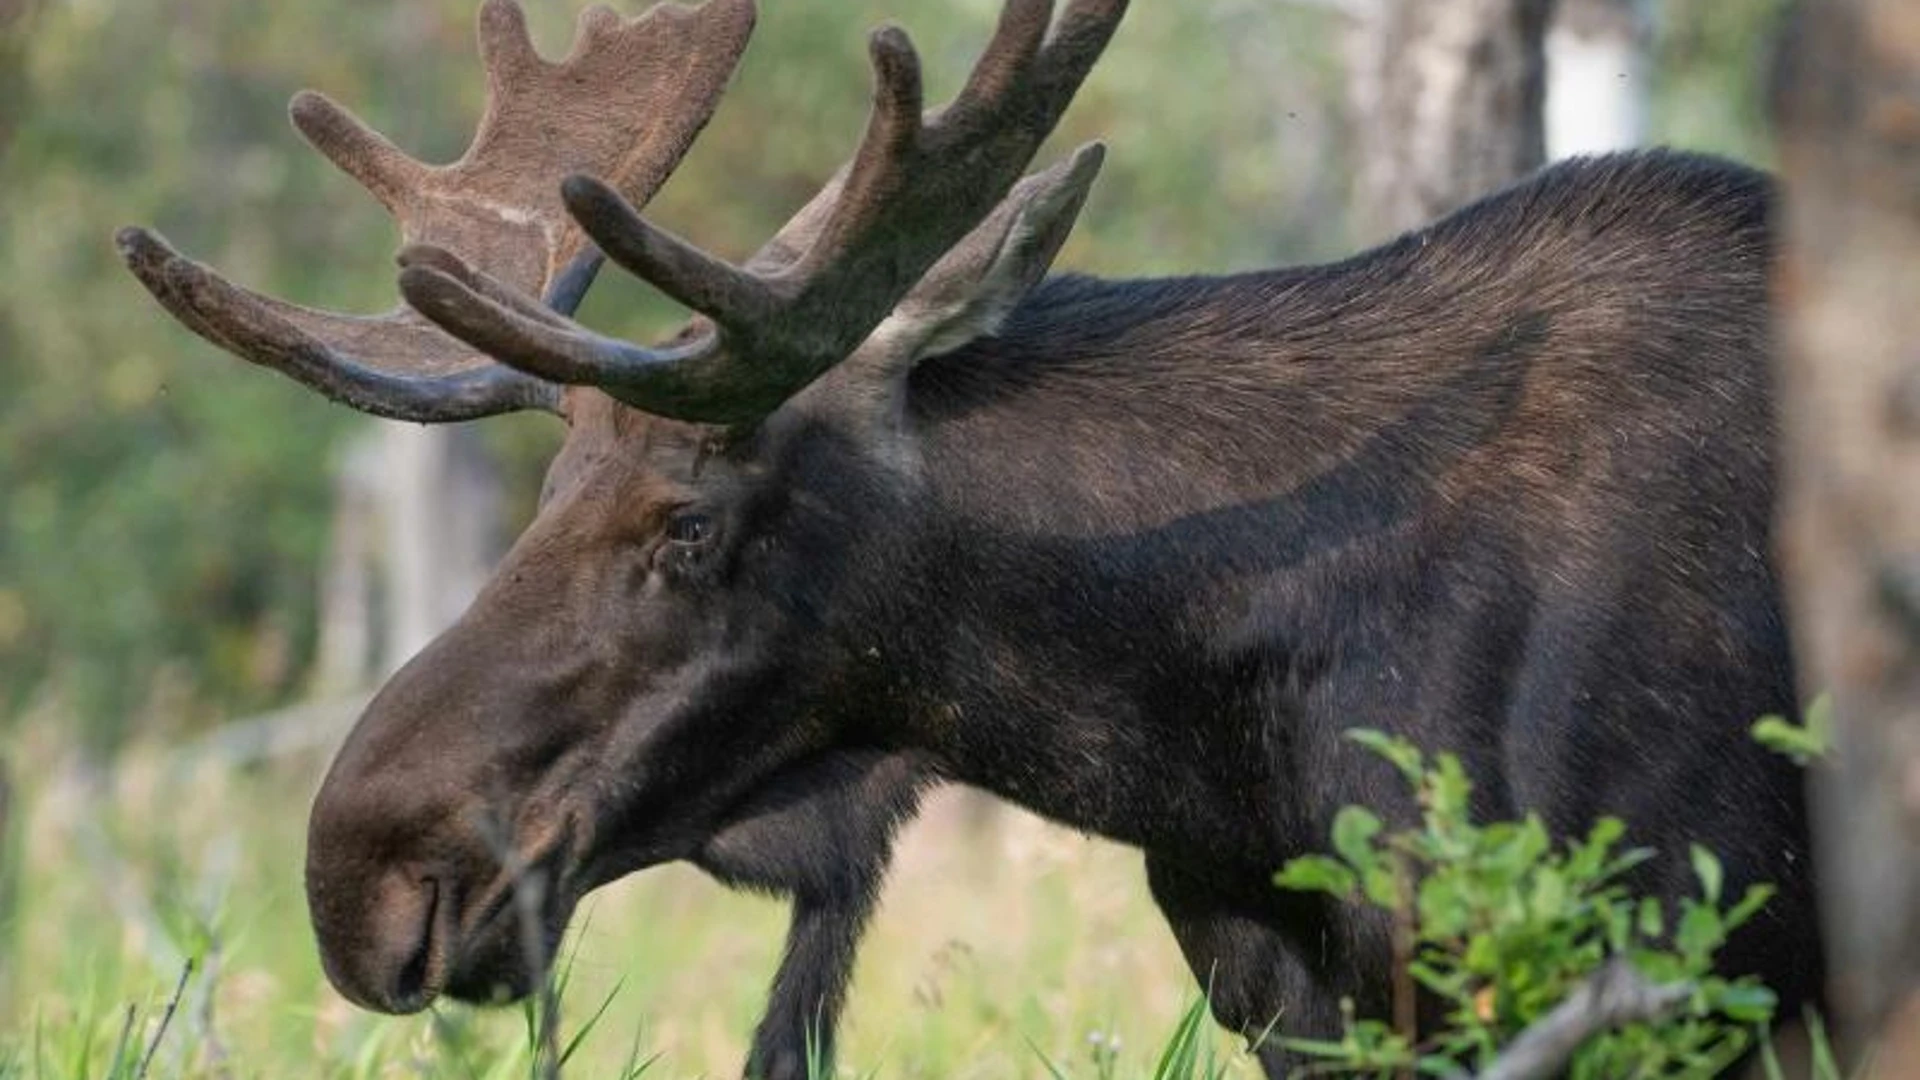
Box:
1545 0 1648 159
1345 0 1555 241
379 424 500 673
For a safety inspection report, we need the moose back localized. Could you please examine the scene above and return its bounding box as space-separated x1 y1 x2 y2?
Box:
118 0 1819 1076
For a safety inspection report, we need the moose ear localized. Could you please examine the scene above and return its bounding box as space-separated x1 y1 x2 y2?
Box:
872 142 1106 370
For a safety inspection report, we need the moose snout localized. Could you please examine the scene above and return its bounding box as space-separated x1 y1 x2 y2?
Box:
306 779 576 1013
307 864 452 1014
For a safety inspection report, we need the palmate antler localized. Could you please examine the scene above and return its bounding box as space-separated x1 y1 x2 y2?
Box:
117 0 755 422
401 0 1129 426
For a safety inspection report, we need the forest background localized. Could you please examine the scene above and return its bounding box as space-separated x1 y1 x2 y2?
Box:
0 1 1795 1076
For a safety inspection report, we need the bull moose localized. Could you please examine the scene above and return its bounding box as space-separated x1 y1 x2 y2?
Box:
117 0 1821 1075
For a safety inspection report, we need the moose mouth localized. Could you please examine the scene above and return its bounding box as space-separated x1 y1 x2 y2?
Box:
357 836 581 1014
441 873 575 1007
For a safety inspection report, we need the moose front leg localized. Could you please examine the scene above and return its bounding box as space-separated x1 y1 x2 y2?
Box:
694 751 929 1080
1144 855 1387 1079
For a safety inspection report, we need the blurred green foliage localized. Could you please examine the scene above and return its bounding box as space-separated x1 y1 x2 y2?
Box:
0 0 1788 749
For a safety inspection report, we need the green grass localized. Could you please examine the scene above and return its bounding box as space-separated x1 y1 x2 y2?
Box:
0 721 1249 1078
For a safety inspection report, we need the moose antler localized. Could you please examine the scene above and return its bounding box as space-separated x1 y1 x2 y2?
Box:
401 0 1128 425
117 0 756 422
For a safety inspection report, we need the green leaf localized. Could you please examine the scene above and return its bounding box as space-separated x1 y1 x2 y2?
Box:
1347 728 1424 784
1417 876 1469 938
1148 996 1211 1080
1808 1009 1842 1080
1691 845 1724 905
1725 884 1777 933
1275 856 1357 898
1716 983 1779 1025
1751 695 1834 765
1332 806 1384 872
1677 903 1726 966
1606 904 1636 954
1599 845 1657 883
1362 865 1403 909
1637 896 1666 939
560 976 627 1066
1530 866 1568 919
1428 754 1473 818
1408 960 1469 1000
1570 816 1627 878
1463 933 1498 974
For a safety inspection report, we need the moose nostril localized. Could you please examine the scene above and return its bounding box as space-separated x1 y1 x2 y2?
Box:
388 879 441 1012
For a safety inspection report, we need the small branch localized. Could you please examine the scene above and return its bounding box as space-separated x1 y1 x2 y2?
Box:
136 958 195 1080
1474 960 1694 1080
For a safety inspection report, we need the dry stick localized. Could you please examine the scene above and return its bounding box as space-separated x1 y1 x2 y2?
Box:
135 958 195 1080
1473 960 1694 1080
192 949 232 1079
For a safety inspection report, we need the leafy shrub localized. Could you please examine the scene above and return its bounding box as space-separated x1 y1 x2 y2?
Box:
1273 730 1778 1077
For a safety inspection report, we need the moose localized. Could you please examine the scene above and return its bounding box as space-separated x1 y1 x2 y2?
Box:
118 0 1822 1075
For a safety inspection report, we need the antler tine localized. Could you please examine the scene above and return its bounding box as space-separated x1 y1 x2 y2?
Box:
486 0 1126 424
477 0 543 84
119 0 757 423
944 0 1052 128
560 175 780 327
398 261 753 419
289 91 429 215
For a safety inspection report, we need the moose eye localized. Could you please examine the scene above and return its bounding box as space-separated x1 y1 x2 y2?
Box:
665 511 715 546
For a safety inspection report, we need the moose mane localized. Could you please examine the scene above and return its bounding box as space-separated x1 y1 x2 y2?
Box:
903 150 1772 543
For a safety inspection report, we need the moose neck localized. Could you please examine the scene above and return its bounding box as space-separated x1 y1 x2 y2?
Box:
799 154 1774 863
840 262 1546 863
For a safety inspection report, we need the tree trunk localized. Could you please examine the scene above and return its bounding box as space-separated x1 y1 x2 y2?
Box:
314 425 503 690
379 424 501 672
313 432 382 695
1544 0 1647 159
1345 0 1556 241
1776 0 1920 1066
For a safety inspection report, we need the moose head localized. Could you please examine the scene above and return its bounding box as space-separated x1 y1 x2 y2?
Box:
121 0 1125 1016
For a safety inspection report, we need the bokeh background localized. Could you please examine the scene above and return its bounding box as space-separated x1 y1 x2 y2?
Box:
0 1 1793 1075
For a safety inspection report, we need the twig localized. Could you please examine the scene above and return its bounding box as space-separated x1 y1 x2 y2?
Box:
135 958 195 1080
192 948 232 1078
1474 960 1694 1080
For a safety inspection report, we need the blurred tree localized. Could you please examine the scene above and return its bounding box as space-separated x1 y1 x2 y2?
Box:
1775 0 1920 1065
1344 0 1555 240
1546 0 1649 158
1648 0 1795 166
0 0 31 158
